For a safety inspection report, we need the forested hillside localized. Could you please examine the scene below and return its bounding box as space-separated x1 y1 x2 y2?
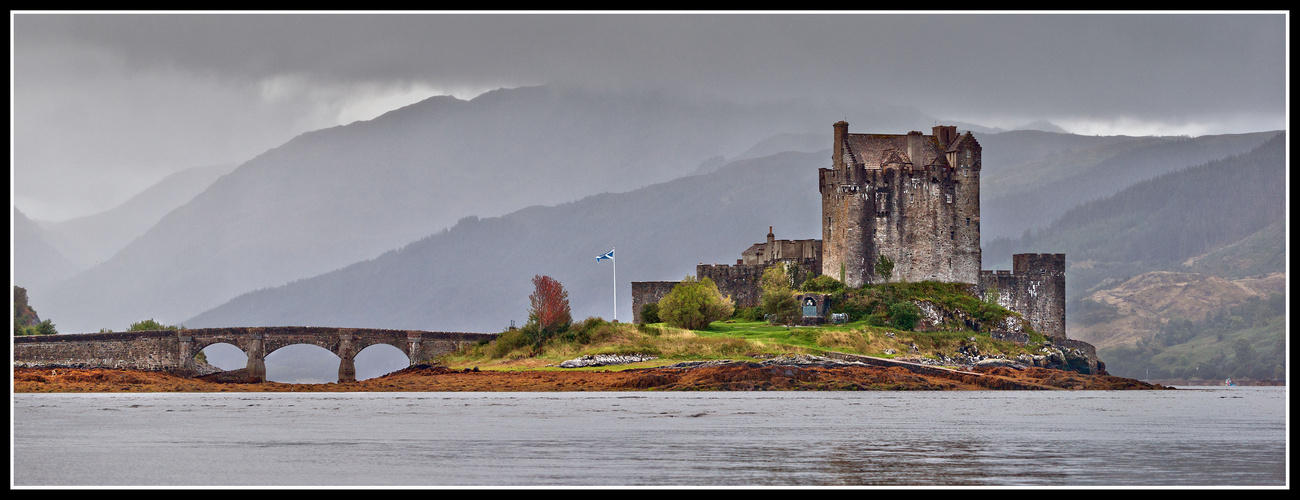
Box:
987 132 1286 382
985 132 1285 297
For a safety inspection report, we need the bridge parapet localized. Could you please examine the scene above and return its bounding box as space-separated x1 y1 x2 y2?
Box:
14 327 497 382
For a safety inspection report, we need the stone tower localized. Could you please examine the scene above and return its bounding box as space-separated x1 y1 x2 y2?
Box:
819 122 982 287
977 253 1068 339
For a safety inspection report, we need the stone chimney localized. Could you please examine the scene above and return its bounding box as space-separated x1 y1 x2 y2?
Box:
933 125 957 148
906 130 923 165
833 121 849 170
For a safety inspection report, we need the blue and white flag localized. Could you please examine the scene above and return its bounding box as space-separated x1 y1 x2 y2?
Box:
597 249 615 262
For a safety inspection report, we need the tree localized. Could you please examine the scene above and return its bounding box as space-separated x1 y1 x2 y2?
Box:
658 276 735 330
760 265 799 325
875 253 895 284
524 275 572 347
14 286 56 336
128 318 181 331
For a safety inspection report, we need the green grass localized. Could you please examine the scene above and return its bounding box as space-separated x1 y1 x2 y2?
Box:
443 281 1047 371
442 317 1044 372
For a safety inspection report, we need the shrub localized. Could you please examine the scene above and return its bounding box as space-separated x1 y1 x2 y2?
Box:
491 328 532 358
802 274 845 293
733 306 764 322
888 301 921 331
760 265 799 325
128 319 181 331
15 318 57 336
638 302 661 324
658 276 735 330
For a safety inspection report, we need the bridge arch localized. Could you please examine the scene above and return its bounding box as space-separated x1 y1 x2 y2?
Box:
198 342 248 371
354 343 412 381
265 344 341 384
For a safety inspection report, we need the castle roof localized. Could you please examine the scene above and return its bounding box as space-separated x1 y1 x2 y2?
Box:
844 132 951 169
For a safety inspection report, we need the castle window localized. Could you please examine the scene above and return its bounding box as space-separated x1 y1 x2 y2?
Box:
945 194 952 204
966 217 971 226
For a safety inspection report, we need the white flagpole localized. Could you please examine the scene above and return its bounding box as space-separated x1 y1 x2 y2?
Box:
612 247 617 322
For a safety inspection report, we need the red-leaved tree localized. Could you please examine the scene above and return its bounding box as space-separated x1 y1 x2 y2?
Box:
526 274 572 346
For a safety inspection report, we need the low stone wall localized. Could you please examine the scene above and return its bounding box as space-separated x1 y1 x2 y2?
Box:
13 331 184 372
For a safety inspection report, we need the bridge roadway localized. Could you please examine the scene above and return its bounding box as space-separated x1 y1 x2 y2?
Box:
13 326 497 382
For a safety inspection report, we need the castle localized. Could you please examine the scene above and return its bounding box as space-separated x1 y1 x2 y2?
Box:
632 122 1067 339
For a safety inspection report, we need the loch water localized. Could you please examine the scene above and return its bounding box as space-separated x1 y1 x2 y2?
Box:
12 387 1287 487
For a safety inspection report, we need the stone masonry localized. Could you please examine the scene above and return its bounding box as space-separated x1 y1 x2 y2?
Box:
13 327 496 382
976 253 1068 339
820 122 982 287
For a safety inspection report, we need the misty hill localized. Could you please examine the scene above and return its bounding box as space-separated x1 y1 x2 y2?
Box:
39 84 946 333
989 132 1284 264
34 162 238 269
1184 218 1286 279
13 208 81 294
984 131 1285 321
184 150 827 332
978 131 1277 244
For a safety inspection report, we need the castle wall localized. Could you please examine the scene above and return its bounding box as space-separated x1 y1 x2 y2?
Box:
630 281 679 323
977 253 1067 339
697 263 767 310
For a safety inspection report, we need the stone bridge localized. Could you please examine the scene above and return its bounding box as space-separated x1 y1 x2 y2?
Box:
13 326 497 382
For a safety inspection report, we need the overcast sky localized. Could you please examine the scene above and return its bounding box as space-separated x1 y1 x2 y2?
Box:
11 11 1288 222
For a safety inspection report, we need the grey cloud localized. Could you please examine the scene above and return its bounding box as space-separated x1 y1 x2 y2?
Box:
11 12 1287 221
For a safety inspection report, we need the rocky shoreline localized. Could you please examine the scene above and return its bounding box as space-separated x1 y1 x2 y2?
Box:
14 353 1169 393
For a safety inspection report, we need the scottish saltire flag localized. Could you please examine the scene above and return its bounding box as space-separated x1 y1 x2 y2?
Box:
597 249 615 262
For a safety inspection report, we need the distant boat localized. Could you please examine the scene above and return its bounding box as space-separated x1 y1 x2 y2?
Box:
1225 378 1237 386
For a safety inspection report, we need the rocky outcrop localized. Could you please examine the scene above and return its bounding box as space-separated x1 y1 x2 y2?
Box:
914 299 1028 334
900 340 1106 375
557 353 658 368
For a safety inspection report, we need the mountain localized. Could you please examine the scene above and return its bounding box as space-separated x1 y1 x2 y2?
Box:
977 133 1286 364
12 208 81 293
33 162 238 270
1074 270 1284 349
978 131 1277 246
1083 270 1285 381
986 132 1285 287
42 84 940 333
184 150 826 332
1183 218 1287 279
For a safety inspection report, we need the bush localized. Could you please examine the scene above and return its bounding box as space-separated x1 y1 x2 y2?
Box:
639 303 661 324
888 301 921 331
760 266 800 325
733 306 764 322
15 318 57 336
802 274 845 293
128 319 181 331
556 316 608 345
658 276 735 330
491 328 532 358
